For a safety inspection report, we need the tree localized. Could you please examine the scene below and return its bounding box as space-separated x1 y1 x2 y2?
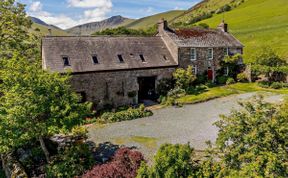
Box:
0 54 92 162
137 143 198 178
214 96 288 177
0 0 38 59
251 47 288 82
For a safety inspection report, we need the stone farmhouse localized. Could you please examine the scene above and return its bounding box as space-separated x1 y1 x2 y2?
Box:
42 19 243 108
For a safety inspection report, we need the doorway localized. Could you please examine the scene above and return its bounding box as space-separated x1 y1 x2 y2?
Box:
138 76 157 102
207 68 214 80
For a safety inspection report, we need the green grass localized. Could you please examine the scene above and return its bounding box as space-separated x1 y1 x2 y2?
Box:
113 136 158 149
30 23 69 36
177 83 288 104
125 10 185 29
130 136 158 149
196 0 288 60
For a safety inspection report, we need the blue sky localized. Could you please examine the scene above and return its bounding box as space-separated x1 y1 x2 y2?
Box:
18 0 199 29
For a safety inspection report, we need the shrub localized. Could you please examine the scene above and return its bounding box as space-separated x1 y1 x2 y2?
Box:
137 144 198 178
237 73 248 82
226 77 235 85
198 23 209 29
258 81 271 88
156 78 175 96
216 76 229 85
173 66 196 90
194 74 208 85
46 144 94 178
214 96 288 177
99 104 152 123
82 148 144 178
270 82 283 89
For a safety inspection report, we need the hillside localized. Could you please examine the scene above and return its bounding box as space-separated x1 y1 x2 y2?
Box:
192 0 288 60
30 17 69 36
67 16 135 35
172 0 244 25
124 10 185 29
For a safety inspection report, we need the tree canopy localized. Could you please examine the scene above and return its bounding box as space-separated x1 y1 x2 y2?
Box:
0 54 92 161
92 26 156 36
0 0 39 59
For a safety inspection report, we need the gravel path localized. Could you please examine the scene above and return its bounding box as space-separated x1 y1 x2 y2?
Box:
88 92 285 160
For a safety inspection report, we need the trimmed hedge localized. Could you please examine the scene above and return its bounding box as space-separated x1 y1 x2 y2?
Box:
99 105 153 123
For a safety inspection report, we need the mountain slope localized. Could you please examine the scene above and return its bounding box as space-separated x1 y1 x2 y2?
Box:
193 0 288 60
30 17 69 36
125 10 185 29
67 16 135 35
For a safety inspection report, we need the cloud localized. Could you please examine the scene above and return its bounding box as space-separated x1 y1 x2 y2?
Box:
29 1 42 12
27 0 113 29
67 0 112 9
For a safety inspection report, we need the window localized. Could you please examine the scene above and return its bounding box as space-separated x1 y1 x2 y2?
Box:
92 55 99 64
117 55 124 63
224 48 229 56
192 65 197 75
208 48 213 60
191 48 196 60
62 56 70 66
139 54 146 62
163 55 168 60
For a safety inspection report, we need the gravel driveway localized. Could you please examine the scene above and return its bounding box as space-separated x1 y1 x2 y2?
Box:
88 92 285 160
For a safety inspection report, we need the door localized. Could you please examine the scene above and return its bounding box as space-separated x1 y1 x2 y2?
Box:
207 68 213 80
138 77 156 102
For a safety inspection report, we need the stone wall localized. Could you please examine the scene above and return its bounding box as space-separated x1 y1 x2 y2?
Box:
178 47 243 74
70 67 175 108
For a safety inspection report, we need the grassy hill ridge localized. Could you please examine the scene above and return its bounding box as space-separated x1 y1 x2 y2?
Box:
193 0 288 60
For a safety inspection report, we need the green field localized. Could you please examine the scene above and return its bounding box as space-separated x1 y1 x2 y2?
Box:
125 10 185 29
31 23 69 36
195 0 288 61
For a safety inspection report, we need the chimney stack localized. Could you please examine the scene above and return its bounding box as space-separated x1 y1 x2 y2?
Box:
48 28 52 36
217 20 228 33
157 18 168 35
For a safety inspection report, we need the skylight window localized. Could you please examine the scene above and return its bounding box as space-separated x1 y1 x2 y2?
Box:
92 55 99 64
163 55 168 60
62 56 70 66
139 54 145 62
118 55 124 63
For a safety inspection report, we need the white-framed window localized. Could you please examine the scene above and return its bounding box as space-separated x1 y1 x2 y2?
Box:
224 47 229 56
192 65 197 75
190 48 196 61
208 48 213 60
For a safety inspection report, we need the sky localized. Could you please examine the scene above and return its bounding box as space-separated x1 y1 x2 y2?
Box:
18 0 199 29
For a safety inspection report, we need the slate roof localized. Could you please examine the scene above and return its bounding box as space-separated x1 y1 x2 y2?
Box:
42 36 177 73
168 27 243 48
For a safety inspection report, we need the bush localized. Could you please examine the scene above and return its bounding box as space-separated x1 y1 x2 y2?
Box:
270 82 283 89
82 148 144 178
226 78 235 85
137 144 197 178
216 76 229 85
258 81 271 88
173 66 196 90
99 104 152 123
156 78 175 96
46 144 94 178
237 73 248 82
198 23 209 29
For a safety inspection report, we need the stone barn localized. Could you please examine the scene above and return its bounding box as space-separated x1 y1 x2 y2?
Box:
42 19 243 108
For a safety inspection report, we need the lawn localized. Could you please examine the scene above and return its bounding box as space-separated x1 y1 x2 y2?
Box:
177 83 288 104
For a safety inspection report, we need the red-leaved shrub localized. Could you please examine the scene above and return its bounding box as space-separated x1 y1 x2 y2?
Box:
82 148 144 178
